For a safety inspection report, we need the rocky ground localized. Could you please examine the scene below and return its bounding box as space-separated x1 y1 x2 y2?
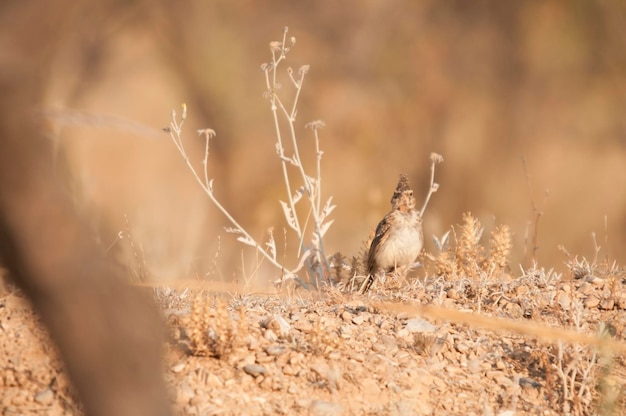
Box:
1 258 626 415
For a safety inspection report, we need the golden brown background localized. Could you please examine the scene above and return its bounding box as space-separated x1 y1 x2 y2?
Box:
25 1 626 284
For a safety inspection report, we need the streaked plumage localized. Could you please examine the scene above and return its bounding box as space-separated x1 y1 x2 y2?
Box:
360 174 423 293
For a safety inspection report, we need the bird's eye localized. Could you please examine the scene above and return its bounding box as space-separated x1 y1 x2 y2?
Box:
407 191 413 196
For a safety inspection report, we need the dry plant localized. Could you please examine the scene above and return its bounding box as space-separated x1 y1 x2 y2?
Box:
419 152 444 217
338 235 372 292
166 27 334 290
546 299 601 415
153 286 190 311
104 213 150 283
521 157 550 267
427 212 512 282
326 252 352 288
411 333 439 356
595 322 623 415
455 212 486 279
546 292 623 415
308 319 340 357
550 231 626 414
514 264 561 318
487 224 513 277
177 294 247 358
560 229 624 282
560 227 626 311
420 213 513 312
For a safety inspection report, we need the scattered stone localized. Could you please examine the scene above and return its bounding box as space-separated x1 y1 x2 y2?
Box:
171 362 185 373
586 275 604 286
255 352 274 364
577 282 594 295
176 383 194 405
265 345 286 356
395 328 409 338
557 292 571 309
405 318 437 333
432 376 447 389
309 400 345 416
467 359 481 373
455 343 470 354
282 365 297 376
261 315 291 337
360 377 381 396
519 377 542 388
311 364 341 391
616 293 626 309
204 373 224 388
264 329 277 341
600 298 615 310
345 300 369 312
497 410 515 416
34 388 53 404
584 295 600 309
273 315 291 336
243 364 267 377
447 288 461 300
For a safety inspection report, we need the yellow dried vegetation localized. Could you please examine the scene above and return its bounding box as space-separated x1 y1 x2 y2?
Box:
428 212 512 281
179 293 247 358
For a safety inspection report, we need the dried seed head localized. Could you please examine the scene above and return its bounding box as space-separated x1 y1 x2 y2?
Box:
305 120 325 130
299 65 310 76
197 128 216 139
430 153 444 163
269 41 282 52
488 224 512 274
456 212 485 279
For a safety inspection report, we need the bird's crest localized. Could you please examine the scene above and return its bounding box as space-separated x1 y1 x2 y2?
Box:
391 173 411 203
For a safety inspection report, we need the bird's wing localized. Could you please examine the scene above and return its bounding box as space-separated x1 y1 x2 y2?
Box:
367 211 393 274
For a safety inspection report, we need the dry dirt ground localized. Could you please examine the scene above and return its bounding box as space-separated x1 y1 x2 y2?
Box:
1 261 626 416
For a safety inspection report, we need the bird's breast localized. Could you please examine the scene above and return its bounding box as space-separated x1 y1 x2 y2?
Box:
374 213 423 270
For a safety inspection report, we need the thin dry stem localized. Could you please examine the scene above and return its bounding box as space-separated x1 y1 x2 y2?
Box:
419 152 444 217
262 27 334 287
167 105 307 280
521 157 550 266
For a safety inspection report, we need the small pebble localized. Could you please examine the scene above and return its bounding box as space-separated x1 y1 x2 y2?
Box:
243 364 267 377
405 318 437 333
309 400 345 416
171 362 185 373
34 388 54 405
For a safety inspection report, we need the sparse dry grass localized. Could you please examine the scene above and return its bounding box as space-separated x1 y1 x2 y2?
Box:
425 212 512 283
173 293 247 358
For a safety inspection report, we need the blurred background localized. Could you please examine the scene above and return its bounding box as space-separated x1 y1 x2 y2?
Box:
25 1 626 285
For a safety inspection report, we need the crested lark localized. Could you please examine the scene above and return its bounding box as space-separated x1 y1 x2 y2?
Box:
359 174 423 293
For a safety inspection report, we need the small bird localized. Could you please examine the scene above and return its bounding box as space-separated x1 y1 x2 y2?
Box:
359 174 423 293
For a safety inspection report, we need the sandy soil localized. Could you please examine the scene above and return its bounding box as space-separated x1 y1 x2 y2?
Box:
1 268 626 416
